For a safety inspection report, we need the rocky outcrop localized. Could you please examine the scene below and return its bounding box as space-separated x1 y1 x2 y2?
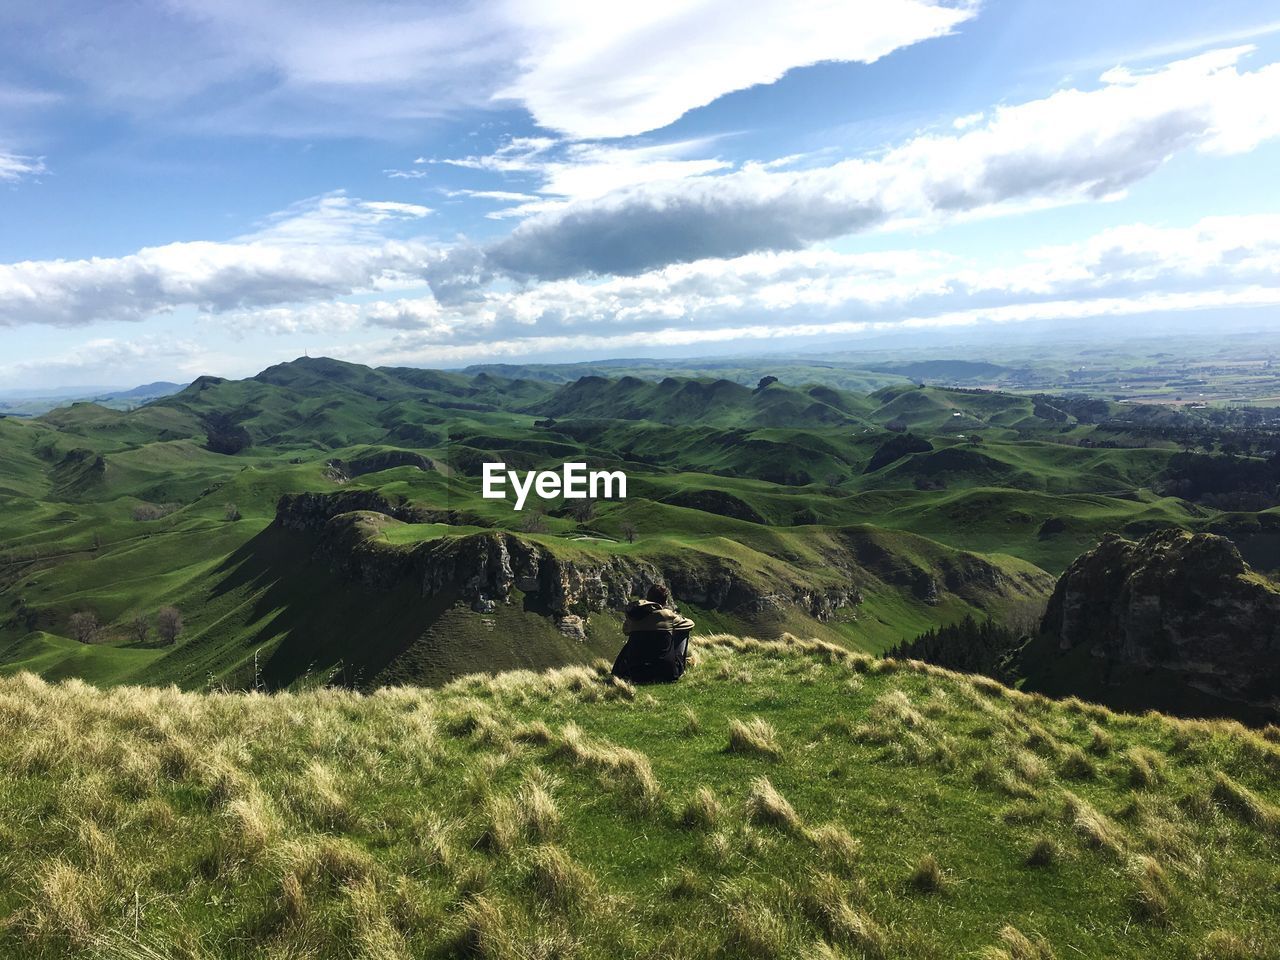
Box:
273 494 868 632
305 516 866 627
326 450 434 480
277 491 431 530
51 448 107 498
661 488 767 524
271 493 1051 650
277 491 487 532
1030 529 1280 723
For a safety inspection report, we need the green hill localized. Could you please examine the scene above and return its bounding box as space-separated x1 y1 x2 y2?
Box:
0 638 1275 958
531 375 872 429
2 356 1271 692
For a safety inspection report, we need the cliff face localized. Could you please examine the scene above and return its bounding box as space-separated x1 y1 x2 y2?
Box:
274 493 865 634
273 492 1047 647
325 450 434 481
1030 529 1280 723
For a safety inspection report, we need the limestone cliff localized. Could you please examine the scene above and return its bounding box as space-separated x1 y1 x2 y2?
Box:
274 491 1047 643
1027 529 1280 723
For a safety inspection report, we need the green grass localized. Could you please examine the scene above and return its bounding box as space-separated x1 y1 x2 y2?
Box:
0 632 166 685
0 637 1276 958
1 356 1269 689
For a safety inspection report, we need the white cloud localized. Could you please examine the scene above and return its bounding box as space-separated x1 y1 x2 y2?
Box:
435 136 733 218
220 302 364 338
0 149 44 181
0 334 209 384
348 287 1280 367
4 1 968 141
494 0 974 138
226 214 1280 363
488 46 1280 279
1 0 513 138
242 192 432 244
0 194 445 327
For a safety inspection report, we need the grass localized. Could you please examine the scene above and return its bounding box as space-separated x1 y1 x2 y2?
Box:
8 357 1269 695
0 635 1277 958
727 717 783 760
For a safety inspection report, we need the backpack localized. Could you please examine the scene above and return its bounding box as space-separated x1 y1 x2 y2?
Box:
611 626 691 683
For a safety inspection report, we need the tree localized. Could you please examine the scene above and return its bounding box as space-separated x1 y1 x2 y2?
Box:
620 521 638 544
520 510 548 534
755 375 778 392
203 412 251 455
156 606 184 645
69 611 101 644
566 497 596 523
224 502 242 522
129 613 150 645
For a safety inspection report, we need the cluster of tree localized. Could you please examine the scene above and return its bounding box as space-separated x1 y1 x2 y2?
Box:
884 615 1026 683
864 433 933 473
519 509 549 534
1030 393 1111 424
68 606 184 646
1097 402 1280 457
203 412 252 455
132 502 181 521
1158 451 1280 508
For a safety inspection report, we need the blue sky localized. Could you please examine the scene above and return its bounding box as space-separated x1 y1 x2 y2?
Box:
2 0 1280 387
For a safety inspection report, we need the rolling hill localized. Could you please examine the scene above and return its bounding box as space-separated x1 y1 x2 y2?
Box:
0 355 1272 695
0 637 1275 958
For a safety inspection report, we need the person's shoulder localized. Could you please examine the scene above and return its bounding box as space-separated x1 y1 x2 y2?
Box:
659 607 694 626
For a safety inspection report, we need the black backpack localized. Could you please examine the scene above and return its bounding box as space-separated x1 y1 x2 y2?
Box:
611 626 691 683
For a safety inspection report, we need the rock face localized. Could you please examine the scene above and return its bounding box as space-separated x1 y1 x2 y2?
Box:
1031 529 1280 723
277 490 481 530
272 492 1047 648
278 490 429 529
274 492 866 632
326 450 434 481
660 489 767 525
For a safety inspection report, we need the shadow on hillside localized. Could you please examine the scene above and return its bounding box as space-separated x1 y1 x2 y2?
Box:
183 524 452 690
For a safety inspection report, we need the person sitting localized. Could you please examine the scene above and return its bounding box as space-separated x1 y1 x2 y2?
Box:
611 584 695 683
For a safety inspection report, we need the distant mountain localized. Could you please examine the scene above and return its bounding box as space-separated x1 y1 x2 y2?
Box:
0 380 186 416
107 380 186 400
463 356 907 393
531 374 874 428
869 359 1011 382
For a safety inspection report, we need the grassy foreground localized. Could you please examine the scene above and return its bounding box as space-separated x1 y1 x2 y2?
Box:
0 638 1276 960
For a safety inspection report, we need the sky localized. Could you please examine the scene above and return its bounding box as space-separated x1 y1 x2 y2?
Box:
2 0 1280 389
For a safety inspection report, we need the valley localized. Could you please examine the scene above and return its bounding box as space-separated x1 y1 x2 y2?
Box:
3 356 1278 706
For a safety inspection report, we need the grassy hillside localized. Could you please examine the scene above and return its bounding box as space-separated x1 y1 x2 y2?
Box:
0 637 1276 959
4 356 1273 691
